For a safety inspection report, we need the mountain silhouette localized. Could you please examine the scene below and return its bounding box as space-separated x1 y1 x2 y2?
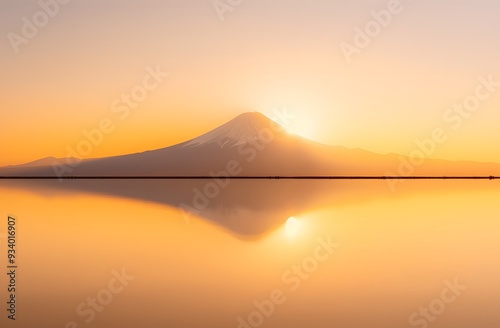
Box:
1 111 499 177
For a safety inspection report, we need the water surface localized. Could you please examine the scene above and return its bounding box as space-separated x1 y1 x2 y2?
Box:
1 180 499 328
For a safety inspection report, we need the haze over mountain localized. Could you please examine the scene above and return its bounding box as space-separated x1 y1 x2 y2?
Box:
1 112 500 177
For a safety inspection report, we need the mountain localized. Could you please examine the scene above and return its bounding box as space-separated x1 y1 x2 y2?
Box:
1 112 500 177
183 112 273 148
6 157 80 168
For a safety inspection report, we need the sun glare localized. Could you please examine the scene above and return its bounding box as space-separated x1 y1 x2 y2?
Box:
283 117 316 140
265 110 316 141
285 216 301 238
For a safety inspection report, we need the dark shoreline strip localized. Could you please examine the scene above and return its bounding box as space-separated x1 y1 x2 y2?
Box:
0 176 497 180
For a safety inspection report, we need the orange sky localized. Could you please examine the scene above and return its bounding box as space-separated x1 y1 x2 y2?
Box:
1 0 500 166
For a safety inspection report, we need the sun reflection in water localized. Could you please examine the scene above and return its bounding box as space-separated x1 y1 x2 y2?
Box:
285 216 301 238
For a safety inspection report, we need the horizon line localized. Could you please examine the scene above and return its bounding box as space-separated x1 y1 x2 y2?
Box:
0 176 498 180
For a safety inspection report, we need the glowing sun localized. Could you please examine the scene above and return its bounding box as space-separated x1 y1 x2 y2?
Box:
283 116 316 140
285 216 301 238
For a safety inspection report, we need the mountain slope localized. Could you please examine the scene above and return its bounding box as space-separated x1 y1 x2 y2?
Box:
1 112 500 177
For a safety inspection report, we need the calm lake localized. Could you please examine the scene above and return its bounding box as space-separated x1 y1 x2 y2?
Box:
1 179 499 328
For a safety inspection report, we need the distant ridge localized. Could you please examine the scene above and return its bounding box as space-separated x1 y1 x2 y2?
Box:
8 157 80 168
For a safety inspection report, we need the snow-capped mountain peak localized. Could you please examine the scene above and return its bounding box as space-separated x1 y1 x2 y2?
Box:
183 112 280 148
